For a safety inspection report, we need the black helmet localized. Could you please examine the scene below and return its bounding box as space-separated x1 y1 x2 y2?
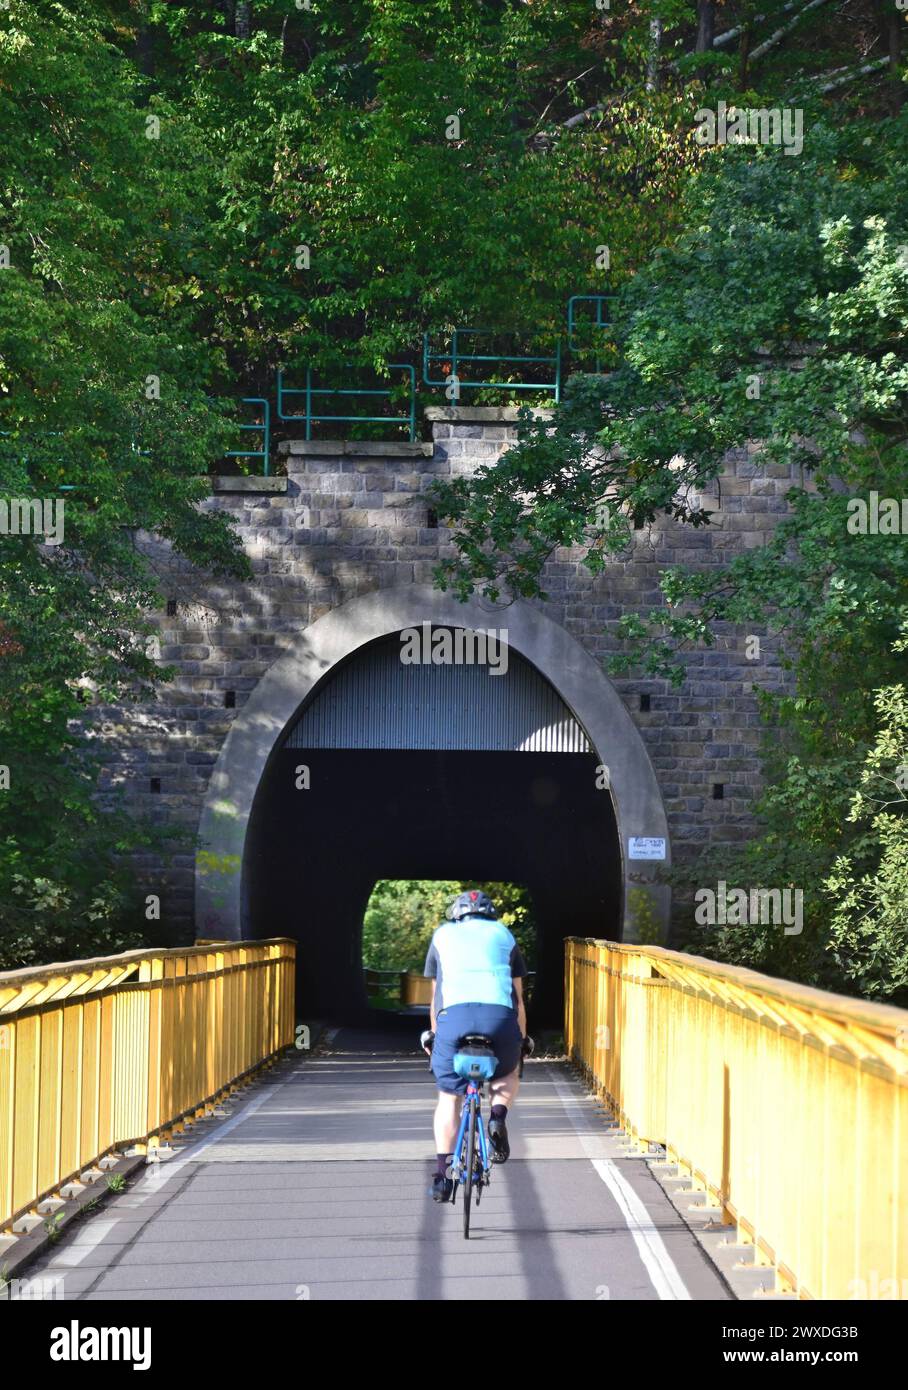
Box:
448 889 497 921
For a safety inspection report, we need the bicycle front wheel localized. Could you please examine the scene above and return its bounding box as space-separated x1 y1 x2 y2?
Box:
463 1097 476 1240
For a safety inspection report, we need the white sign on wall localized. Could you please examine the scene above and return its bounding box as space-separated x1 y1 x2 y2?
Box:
628 837 666 861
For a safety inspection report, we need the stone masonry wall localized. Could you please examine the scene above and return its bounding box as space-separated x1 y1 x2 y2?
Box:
94 407 795 939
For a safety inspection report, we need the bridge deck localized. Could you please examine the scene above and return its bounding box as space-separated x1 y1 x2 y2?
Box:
28 1033 731 1302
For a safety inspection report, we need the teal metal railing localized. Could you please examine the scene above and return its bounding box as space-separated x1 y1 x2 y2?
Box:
0 431 78 490
567 294 616 357
422 330 562 402
7 296 617 483
224 397 271 475
276 365 417 442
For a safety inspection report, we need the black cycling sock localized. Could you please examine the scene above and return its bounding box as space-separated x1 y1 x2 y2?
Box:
490 1104 508 1121
436 1153 452 1176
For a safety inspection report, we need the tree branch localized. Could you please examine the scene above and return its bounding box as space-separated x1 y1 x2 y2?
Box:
531 67 598 135
803 56 888 94
749 0 832 64
713 2 803 49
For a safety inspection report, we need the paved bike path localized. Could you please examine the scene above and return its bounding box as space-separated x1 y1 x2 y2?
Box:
26 1040 731 1301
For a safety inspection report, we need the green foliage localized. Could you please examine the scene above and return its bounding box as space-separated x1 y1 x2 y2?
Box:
824 676 908 1000
362 880 461 971
361 879 535 972
43 1211 65 1242
434 120 908 623
432 120 908 1001
136 0 696 399
0 0 250 968
626 886 664 946
678 664 908 1005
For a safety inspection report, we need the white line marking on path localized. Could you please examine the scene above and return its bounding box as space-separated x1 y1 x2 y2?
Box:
547 1066 691 1301
128 1083 283 1198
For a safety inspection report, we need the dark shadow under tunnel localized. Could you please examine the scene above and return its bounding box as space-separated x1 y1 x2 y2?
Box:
245 748 621 1025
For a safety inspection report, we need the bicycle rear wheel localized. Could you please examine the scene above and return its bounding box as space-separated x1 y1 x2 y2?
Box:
462 1097 476 1240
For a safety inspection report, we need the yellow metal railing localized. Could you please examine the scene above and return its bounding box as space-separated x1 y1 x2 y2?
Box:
0 938 296 1233
564 938 908 1300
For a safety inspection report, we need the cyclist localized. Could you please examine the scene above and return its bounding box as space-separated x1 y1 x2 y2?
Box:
420 889 531 1202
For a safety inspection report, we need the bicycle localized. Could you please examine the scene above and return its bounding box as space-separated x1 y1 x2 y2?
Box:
449 1033 497 1239
422 1030 534 1239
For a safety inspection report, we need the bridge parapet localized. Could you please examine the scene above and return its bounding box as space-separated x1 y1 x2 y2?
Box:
0 939 296 1241
565 937 908 1299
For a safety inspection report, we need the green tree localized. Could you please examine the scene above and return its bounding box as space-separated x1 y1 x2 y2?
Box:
824 662 908 1001
0 0 249 966
362 880 462 971
4 0 905 975
431 122 908 999
113 0 700 404
361 879 536 973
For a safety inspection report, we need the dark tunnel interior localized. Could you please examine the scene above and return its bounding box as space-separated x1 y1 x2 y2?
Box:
245 748 621 1025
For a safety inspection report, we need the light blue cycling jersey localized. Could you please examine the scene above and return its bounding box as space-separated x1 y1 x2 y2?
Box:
423 916 527 1011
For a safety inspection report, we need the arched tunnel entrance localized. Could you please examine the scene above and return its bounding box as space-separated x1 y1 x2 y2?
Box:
195 586 672 1025
245 632 619 1023
247 751 619 1025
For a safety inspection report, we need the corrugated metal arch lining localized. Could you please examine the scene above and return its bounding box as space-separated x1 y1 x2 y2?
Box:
283 630 592 753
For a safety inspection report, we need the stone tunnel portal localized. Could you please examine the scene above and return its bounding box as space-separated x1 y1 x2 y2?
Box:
244 632 621 1022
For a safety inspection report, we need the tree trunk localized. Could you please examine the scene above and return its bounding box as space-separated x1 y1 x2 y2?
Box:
695 0 715 48
135 20 155 79
646 16 663 92
235 2 251 39
875 0 904 114
695 0 715 67
281 15 312 69
738 24 752 87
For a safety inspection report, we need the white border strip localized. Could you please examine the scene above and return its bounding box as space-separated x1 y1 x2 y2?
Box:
548 1068 691 1301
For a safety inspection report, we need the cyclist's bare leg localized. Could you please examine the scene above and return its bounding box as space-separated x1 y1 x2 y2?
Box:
433 1089 462 1153
489 1066 520 1108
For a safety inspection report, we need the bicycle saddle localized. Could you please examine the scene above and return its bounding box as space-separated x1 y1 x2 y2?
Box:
456 1033 495 1049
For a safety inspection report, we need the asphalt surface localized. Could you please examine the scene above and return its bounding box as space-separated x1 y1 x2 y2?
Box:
24 1021 732 1301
